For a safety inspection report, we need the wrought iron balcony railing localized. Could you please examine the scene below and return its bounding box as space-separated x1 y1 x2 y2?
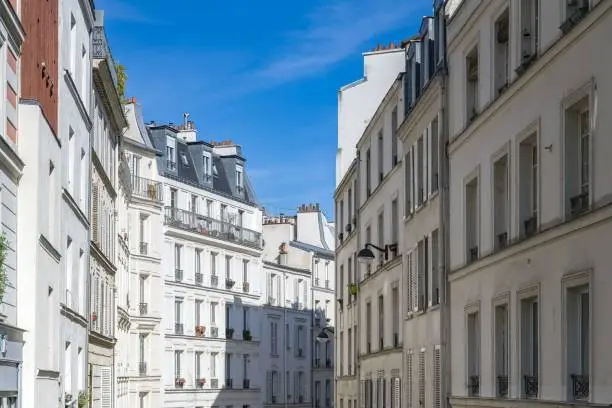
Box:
164 207 262 249
174 323 184 335
243 378 250 389
468 375 480 397
497 375 509 398
131 175 163 202
92 26 118 86
225 378 233 389
524 375 538 398
571 374 589 400
139 241 148 255
210 378 219 388
175 269 183 282
195 272 203 285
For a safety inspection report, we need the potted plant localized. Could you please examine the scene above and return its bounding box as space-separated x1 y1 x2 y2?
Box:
348 283 359 297
242 329 252 341
226 328 234 339
147 184 157 199
91 312 97 322
77 391 89 408
198 378 206 386
175 377 185 386
195 325 206 336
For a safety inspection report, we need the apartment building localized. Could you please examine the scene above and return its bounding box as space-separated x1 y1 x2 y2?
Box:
399 8 448 408
0 0 25 405
354 71 405 408
446 0 612 406
335 42 407 408
87 10 127 408
121 99 165 407
149 120 264 408
262 206 336 408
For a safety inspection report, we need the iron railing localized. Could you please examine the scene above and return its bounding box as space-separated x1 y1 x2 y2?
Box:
497 375 509 398
211 275 219 287
175 269 183 281
195 273 203 285
242 281 250 293
524 375 538 398
226 378 233 389
243 379 250 389
139 302 148 316
92 26 118 86
139 241 148 255
131 175 163 202
571 374 589 400
174 323 184 335
138 362 147 376
211 327 219 337
164 207 262 249
210 378 219 388
468 375 480 397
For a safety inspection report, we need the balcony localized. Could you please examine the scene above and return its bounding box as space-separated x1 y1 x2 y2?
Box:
243 378 250 389
497 375 508 398
571 374 589 400
524 375 538 398
167 160 176 171
131 175 163 202
175 269 183 282
242 281 250 293
226 278 235 289
174 323 184 335
92 26 118 85
139 241 148 255
139 362 147 376
468 375 480 397
164 207 262 249
139 302 148 316
195 273 203 285
226 328 234 339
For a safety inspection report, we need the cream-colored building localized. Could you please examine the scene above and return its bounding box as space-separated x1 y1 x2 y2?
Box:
446 0 612 406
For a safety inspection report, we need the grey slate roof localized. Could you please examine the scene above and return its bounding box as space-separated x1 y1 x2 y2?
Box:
148 124 259 206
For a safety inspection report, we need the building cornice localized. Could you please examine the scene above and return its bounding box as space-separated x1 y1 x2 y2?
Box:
263 261 311 276
397 75 443 144
124 137 163 156
0 135 23 182
79 0 95 31
90 241 118 275
39 234 61 263
60 305 88 329
62 188 90 229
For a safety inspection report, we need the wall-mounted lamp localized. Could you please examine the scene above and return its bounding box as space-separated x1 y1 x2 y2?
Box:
544 144 553 152
357 243 399 264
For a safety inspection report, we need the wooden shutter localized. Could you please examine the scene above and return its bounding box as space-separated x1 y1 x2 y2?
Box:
406 352 413 408
100 366 112 408
92 184 99 244
433 348 441 408
419 350 426 408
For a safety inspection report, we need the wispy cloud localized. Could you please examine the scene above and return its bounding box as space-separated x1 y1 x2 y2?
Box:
98 0 170 25
254 0 422 85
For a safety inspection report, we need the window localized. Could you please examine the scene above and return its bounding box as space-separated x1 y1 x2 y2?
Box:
564 99 591 217
431 230 440 306
236 165 244 190
211 252 217 276
366 148 371 197
243 307 249 331
68 127 75 193
48 161 56 241
417 136 424 205
166 146 176 170
243 353 249 380
405 150 413 215
174 350 182 379
225 255 232 279
348 188 353 225
494 303 509 398
378 131 384 182
518 0 539 70
365 227 372 276
339 264 344 302
519 133 538 237
466 46 479 122
417 239 427 311
366 302 372 353
285 323 290 350
180 153 189 166
566 284 590 400
378 295 384 350
174 245 182 280
494 10 510 95
206 199 213 216
348 328 352 374
465 177 479 263
339 331 344 375
225 304 231 329
493 154 509 250
242 259 249 283
377 212 384 265
191 195 198 214
195 299 202 326
174 298 183 333
340 199 344 235
520 297 539 398
226 353 232 380
139 333 146 365
211 353 217 378
418 350 425 407
270 321 278 355
211 302 217 324
203 154 211 179
194 351 202 381
170 188 177 209
431 117 439 192
195 249 202 282
467 311 480 396
391 107 398 166
392 287 399 347
347 258 353 303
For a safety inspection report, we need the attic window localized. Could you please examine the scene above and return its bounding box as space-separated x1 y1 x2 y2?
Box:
180 153 189 166
212 164 218 176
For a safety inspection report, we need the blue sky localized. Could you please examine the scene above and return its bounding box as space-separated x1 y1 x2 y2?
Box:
97 0 432 218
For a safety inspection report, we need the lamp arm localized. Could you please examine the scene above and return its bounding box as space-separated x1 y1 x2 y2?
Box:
364 243 386 253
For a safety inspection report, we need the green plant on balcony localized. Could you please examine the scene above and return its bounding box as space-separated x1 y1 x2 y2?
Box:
243 329 252 341
115 63 127 101
348 283 359 297
0 234 7 305
77 391 89 408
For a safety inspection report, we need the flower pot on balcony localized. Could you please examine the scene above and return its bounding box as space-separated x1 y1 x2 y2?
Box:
348 283 359 296
175 377 185 387
91 312 97 322
226 328 234 339
242 329 252 341
195 325 206 336
198 378 206 386
225 279 235 289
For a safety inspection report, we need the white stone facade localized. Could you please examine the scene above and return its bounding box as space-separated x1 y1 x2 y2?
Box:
446 1 612 407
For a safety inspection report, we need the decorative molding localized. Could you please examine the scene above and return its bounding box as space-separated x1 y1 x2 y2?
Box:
63 70 93 131
39 234 61 263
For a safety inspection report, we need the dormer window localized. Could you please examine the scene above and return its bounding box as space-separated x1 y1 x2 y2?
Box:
203 154 211 181
180 153 189 166
166 145 176 171
236 165 244 192
212 164 218 177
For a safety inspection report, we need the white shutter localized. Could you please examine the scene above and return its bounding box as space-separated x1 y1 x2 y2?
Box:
406 352 413 408
411 147 416 212
360 380 365 408
394 378 401 408
433 348 441 408
100 366 112 408
419 350 426 408
411 251 418 312
92 184 99 244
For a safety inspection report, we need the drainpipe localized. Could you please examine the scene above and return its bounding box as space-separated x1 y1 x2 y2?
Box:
438 45 452 408
354 151 362 408
310 251 315 408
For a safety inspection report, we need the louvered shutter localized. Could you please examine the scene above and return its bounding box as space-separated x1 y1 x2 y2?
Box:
100 366 112 408
433 348 441 408
294 371 299 401
303 282 307 308
266 371 272 402
411 251 418 312
360 380 365 408
406 352 413 408
419 350 426 408
92 184 99 244
394 378 401 408
383 378 387 408
425 126 430 199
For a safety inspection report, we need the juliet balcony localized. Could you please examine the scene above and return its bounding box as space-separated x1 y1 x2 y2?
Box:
131 175 163 202
164 207 262 249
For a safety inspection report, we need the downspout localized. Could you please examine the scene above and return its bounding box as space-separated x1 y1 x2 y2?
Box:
354 151 362 408
438 37 452 408
310 251 315 408
86 25 94 408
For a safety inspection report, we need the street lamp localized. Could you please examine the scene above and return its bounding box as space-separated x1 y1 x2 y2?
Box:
356 243 398 264
315 328 331 343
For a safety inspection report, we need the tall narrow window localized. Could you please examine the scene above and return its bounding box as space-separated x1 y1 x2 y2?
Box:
226 353 232 383
466 46 479 122
378 131 384 182
417 136 424 205
195 299 202 326
391 107 398 166
519 134 538 237
366 148 372 197
174 298 183 334
348 328 352 375
211 252 217 276
174 245 182 281
567 284 590 400
431 117 439 192
518 0 539 70
195 351 202 382
378 295 384 351
69 14 76 75
170 188 177 209
191 194 198 214
366 302 372 353
391 199 398 245
494 10 510 95
236 166 244 191
465 177 479 263
405 150 413 215
80 45 87 96
467 311 480 397
392 287 399 347
521 297 539 398
417 239 427 310
195 249 202 283
493 154 509 250
210 302 217 324
495 304 509 398
431 229 440 306
68 128 75 193
564 99 590 217
211 353 217 378
174 350 182 380
377 212 384 265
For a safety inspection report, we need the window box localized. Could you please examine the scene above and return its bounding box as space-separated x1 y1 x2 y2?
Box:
195 325 205 336
175 377 185 388
225 278 235 289
197 378 206 388
242 329 252 341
